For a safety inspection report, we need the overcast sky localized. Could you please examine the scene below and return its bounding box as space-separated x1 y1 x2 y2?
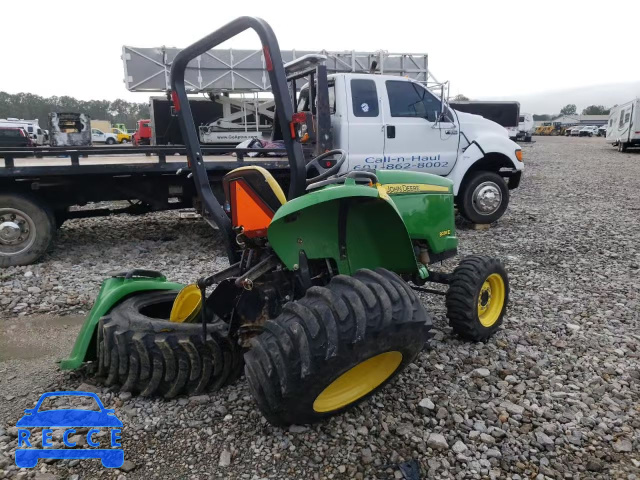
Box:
2 0 638 104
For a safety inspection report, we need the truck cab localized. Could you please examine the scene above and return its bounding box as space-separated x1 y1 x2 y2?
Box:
111 128 131 143
132 119 152 146
91 129 118 145
296 73 523 223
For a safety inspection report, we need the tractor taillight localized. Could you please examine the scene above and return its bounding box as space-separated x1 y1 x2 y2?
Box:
263 46 273 71
171 91 181 112
292 112 307 123
289 112 308 139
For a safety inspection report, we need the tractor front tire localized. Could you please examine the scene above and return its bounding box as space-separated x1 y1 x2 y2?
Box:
245 268 432 426
446 255 509 342
97 290 244 398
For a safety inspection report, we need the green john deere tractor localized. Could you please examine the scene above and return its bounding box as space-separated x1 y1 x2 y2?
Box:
61 17 509 426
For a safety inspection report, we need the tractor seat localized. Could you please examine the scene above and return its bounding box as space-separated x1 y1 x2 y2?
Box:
222 166 286 238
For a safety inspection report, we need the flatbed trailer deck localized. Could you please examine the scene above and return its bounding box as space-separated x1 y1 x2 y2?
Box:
0 145 289 267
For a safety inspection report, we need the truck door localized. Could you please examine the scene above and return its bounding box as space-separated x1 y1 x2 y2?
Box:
345 78 385 171
91 129 105 143
382 79 459 176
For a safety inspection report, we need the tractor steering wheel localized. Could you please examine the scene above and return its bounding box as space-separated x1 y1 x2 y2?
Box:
305 149 347 185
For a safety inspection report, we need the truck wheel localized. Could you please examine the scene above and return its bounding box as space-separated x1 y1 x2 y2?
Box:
458 171 509 224
96 290 244 398
618 142 628 152
0 193 55 267
445 255 509 342
106 138 116 145
245 268 432 426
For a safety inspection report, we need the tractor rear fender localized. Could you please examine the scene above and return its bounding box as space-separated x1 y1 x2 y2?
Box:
448 134 523 195
268 181 420 276
60 275 183 370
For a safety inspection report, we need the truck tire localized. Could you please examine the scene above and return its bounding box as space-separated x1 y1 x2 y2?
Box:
445 255 509 342
106 138 116 145
458 171 509 224
96 290 244 398
245 268 432 426
0 193 55 267
618 142 628 152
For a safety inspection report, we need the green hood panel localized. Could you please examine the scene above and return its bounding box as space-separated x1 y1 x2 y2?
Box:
268 182 418 275
376 169 458 254
60 275 183 370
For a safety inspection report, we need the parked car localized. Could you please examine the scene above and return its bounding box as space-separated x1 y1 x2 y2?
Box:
91 129 118 145
579 125 599 137
0 127 33 147
111 128 131 143
570 126 583 136
597 125 607 137
0 119 45 145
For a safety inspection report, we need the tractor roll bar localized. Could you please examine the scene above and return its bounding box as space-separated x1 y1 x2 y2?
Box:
170 17 307 262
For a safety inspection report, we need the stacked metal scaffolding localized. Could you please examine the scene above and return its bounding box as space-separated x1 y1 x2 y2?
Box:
122 46 431 93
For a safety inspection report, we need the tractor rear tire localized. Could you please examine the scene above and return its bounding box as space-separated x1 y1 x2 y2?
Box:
97 290 243 398
245 268 432 426
445 255 509 342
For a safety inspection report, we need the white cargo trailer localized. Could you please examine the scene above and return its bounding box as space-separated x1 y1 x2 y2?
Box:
607 99 640 151
504 113 534 142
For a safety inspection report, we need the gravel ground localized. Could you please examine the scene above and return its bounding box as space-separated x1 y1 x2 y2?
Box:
1 136 639 479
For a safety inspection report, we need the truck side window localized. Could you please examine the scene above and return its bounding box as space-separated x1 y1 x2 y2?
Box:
619 110 625 128
386 80 441 122
328 84 336 115
350 79 379 117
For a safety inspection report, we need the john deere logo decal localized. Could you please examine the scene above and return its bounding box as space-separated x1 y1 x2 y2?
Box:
381 183 450 195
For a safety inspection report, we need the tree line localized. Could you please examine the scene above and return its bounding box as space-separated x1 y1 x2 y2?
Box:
0 92 150 130
451 95 610 121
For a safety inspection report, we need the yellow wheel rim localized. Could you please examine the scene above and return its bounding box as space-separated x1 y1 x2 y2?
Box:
477 273 506 327
169 284 202 323
312 351 403 413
